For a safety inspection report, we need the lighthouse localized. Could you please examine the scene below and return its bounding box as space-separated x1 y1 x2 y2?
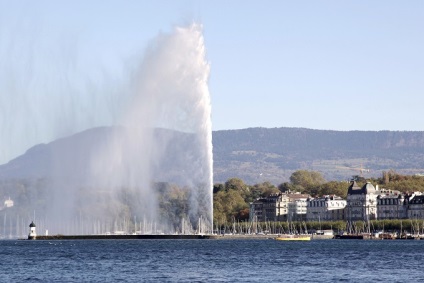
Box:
28 221 37 240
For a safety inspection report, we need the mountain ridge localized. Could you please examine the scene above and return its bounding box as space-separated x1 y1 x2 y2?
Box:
213 127 424 184
1 126 424 185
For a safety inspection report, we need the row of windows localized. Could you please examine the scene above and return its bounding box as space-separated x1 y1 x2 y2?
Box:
308 201 345 207
377 199 401 205
260 203 288 208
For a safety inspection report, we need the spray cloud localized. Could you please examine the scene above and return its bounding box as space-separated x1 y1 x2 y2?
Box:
0 22 213 235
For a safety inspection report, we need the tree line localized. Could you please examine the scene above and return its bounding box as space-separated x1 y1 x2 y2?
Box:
2 170 424 233
213 170 424 226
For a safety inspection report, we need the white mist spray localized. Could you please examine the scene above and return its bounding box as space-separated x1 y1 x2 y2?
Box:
7 23 214 235
124 23 213 231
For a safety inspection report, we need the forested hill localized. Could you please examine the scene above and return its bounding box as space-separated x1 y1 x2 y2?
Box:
212 127 424 184
1 126 424 186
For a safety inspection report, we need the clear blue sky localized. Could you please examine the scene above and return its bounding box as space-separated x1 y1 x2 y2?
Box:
0 1 423 162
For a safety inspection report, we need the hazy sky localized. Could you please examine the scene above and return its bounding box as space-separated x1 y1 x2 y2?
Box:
1 0 423 135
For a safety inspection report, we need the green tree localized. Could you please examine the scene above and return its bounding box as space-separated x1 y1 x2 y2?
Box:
251 182 279 198
289 170 326 190
319 181 349 197
224 177 252 202
278 182 293 193
213 183 225 194
225 178 248 191
376 171 424 193
213 189 248 224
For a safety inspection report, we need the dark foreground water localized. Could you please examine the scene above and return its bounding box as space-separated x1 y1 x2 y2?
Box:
1 239 423 282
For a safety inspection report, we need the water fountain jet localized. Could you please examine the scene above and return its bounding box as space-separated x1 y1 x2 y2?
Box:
1 23 213 237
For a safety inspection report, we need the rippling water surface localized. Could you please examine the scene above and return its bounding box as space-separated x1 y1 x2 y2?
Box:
1 239 423 282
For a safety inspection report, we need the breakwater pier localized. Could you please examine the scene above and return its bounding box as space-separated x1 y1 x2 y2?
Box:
28 234 218 240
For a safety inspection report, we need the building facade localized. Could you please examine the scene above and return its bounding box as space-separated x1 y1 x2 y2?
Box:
249 192 310 222
249 193 290 222
407 194 424 219
288 199 306 222
249 182 421 223
346 181 377 221
307 195 346 222
376 189 407 219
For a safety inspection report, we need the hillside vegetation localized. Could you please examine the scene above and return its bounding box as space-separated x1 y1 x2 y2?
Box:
2 126 424 185
213 127 424 184
212 170 424 228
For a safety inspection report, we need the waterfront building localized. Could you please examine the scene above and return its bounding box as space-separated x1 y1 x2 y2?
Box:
249 198 264 222
307 195 346 221
249 191 310 222
249 193 289 222
407 194 424 219
287 193 310 222
376 189 407 219
346 181 377 221
250 181 422 223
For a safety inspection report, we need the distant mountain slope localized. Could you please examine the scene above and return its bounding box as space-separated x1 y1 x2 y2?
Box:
212 127 424 184
0 127 201 185
1 127 424 185
0 127 114 180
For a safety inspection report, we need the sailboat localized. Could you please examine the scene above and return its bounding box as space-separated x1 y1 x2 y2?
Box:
275 234 311 241
275 218 310 241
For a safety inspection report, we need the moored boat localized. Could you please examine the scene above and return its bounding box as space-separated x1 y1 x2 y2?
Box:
311 229 334 240
275 234 311 241
334 234 366 240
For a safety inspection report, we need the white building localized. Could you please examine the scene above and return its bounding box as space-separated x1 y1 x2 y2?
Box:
307 195 346 221
249 192 310 222
287 193 310 221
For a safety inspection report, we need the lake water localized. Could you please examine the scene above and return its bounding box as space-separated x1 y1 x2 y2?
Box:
0 239 423 282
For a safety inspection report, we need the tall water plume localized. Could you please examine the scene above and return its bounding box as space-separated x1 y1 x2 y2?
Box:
0 23 213 235
86 23 213 233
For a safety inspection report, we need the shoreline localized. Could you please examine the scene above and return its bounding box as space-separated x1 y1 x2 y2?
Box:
26 234 219 240
23 234 281 240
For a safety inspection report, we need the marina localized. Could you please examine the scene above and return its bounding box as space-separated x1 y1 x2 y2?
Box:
22 221 424 241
